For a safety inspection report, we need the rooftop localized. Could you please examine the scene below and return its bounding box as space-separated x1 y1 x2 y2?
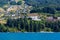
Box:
27 13 39 16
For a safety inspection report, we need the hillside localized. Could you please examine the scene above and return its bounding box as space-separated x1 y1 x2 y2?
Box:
0 0 23 6
0 0 60 7
25 0 60 7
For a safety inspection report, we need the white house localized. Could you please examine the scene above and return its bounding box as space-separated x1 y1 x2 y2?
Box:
46 17 53 21
12 14 15 16
57 17 60 20
46 16 58 21
27 13 41 21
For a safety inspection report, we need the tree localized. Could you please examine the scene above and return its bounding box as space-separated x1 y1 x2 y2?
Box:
17 1 22 5
0 24 7 32
10 1 16 5
42 7 55 14
55 7 60 11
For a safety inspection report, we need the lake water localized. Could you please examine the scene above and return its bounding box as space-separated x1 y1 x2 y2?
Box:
0 32 60 40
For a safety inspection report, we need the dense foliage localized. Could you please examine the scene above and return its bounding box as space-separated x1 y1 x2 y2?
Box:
25 0 60 7
10 1 22 5
30 7 55 14
0 18 60 32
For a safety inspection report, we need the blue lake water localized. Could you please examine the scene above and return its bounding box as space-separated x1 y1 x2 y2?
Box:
0 32 60 40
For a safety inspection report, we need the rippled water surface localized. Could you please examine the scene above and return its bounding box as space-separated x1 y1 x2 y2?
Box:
0 32 60 40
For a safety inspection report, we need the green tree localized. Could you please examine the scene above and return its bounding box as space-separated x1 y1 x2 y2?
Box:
0 24 7 32
17 1 22 5
10 1 16 5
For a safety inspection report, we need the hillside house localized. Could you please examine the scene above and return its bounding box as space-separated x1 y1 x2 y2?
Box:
46 16 57 21
27 13 41 21
57 17 60 21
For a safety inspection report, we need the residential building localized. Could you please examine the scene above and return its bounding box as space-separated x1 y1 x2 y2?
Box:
27 13 41 21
